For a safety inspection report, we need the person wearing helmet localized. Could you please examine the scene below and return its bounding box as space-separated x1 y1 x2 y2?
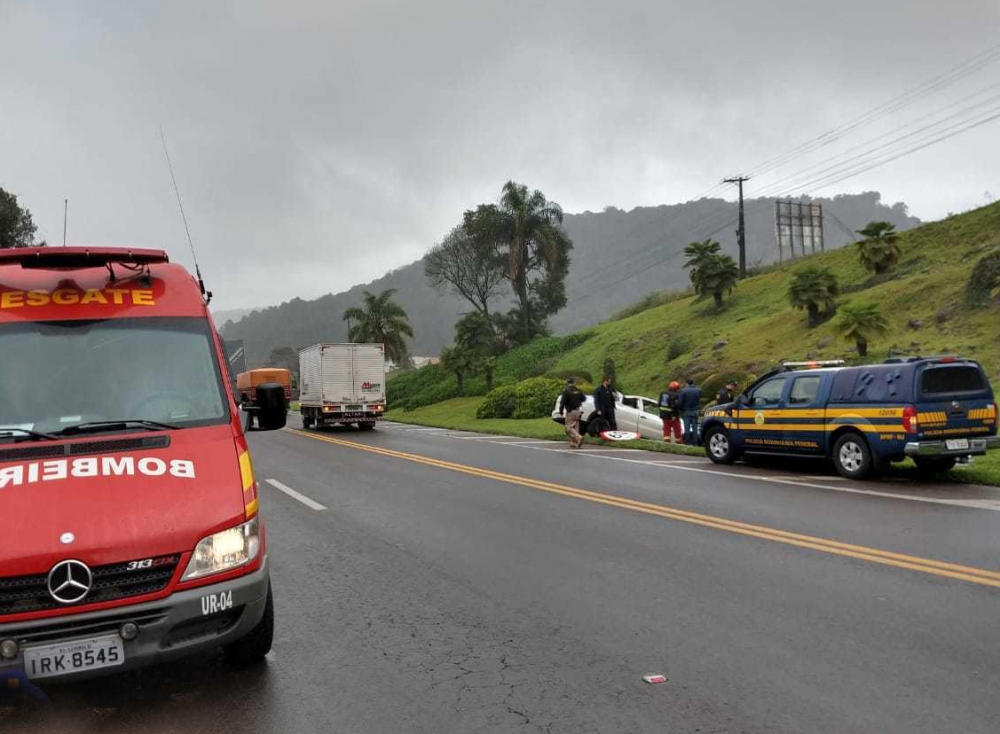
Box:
658 380 683 443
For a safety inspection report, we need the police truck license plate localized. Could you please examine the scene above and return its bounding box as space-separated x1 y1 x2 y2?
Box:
23 635 125 679
945 438 969 450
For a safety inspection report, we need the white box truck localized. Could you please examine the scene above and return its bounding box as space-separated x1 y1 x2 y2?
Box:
299 343 387 430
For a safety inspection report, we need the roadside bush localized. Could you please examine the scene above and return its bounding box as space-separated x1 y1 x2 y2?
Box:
476 376 565 419
476 384 518 419
512 377 566 419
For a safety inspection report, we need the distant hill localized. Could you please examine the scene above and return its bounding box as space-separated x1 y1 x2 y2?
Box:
210 307 255 327
221 192 920 367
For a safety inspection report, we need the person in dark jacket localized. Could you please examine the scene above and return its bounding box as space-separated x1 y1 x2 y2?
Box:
716 380 738 406
593 375 618 432
558 378 586 448
658 380 683 443
678 378 703 445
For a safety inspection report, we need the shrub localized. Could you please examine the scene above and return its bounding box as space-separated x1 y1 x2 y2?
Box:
476 377 565 419
512 377 566 419
667 336 692 361
966 250 1000 306
476 384 518 419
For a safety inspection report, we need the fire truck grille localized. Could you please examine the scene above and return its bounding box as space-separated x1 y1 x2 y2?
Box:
0 555 180 616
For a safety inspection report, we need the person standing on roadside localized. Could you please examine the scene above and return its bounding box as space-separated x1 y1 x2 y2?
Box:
716 380 738 406
594 375 618 432
559 378 586 448
679 377 703 445
658 380 683 443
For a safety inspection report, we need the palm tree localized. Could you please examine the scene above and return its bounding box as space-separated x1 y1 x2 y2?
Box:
439 346 474 392
856 221 901 274
837 301 889 356
788 266 840 326
497 182 572 338
342 289 414 363
683 239 721 271
454 311 501 389
692 253 739 307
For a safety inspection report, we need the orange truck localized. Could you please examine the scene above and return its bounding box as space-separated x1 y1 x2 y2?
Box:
237 369 292 409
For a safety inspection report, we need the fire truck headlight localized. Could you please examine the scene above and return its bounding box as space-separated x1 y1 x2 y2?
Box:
181 517 260 581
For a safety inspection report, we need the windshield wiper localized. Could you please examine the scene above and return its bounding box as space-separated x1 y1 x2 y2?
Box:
0 427 58 442
55 420 180 436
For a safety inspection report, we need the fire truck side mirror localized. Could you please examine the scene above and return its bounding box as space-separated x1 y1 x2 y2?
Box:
255 383 288 431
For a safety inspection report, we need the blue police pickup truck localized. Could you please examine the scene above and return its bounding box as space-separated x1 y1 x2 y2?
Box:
700 357 999 480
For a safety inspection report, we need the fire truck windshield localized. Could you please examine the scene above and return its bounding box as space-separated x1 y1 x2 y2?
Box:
0 317 229 435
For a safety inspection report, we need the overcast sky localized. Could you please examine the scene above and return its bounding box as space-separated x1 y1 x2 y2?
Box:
2 0 998 311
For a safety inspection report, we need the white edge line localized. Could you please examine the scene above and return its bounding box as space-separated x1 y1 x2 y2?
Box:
265 478 327 511
492 442 1000 512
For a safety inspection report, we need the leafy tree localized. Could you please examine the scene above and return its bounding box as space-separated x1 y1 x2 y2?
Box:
788 266 840 326
494 182 573 342
837 302 889 357
0 188 39 249
856 221 902 274
690 253 739 307
425 223 506 319
342 289 414 363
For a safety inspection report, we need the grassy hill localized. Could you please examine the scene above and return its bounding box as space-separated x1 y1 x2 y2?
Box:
392 201 999 407
387 202 1000 483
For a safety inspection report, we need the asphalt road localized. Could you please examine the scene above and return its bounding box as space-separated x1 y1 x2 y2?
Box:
4 418 1000 733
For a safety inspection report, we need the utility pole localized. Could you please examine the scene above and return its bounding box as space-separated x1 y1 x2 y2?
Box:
63 199 68 246
723 176 750 278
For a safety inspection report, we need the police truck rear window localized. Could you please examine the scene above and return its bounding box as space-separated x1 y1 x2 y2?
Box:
921 366 986 395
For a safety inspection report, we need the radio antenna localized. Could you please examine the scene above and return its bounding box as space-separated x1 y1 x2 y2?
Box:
159 126 212 303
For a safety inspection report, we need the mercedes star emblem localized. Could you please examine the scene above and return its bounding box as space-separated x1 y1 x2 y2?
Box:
47 560 93 604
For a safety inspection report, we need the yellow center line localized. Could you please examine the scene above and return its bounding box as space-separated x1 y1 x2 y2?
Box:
286 428 1000 589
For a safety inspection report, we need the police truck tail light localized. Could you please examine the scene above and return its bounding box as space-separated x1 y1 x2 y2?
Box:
902 406 918 433
181 517 261 581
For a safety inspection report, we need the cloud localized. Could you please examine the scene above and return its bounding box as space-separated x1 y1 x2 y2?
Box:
2 0 998 309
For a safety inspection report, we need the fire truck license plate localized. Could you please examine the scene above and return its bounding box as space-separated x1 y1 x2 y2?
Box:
23 635 125 679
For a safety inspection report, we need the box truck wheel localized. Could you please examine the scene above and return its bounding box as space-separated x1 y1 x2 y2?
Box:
358 421 375 431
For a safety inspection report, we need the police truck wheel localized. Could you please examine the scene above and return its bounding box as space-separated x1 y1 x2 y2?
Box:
832 433 873 480
224 585 274 667
704 427 737 464
913 456 957 475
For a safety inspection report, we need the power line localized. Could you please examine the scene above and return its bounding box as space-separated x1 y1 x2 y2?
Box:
744 41 1000 178
755 93 1000 196
571 42 1000 303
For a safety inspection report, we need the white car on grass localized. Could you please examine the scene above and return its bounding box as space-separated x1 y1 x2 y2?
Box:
551 391 664 440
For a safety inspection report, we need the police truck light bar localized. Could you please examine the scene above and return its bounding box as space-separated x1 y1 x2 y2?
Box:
781 360 846 369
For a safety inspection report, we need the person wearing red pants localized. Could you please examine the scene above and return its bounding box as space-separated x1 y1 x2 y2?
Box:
658 381 683 443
